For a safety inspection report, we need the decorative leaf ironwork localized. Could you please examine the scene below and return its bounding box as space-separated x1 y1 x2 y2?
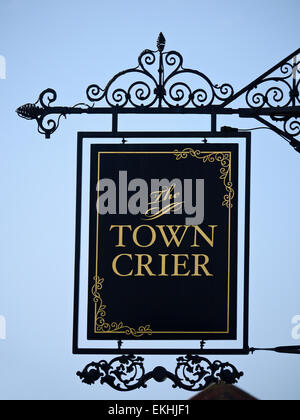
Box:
77 355 147 391
77 355 244 392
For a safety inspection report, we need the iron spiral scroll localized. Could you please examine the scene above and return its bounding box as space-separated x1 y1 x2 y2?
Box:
86 33 234 109
77 355 243 392
16 33 300 151
243 56 300 141
16 33 236 138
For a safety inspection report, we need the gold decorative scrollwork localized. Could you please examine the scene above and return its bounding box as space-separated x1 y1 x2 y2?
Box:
173 148 235 209
92 276 153 337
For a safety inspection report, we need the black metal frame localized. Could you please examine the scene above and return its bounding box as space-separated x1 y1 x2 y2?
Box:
73 131 251 356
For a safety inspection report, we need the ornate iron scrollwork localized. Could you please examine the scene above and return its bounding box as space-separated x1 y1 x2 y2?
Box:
173 355 244 392
16 34 300 148
245 59 300 109
86 34 234 109
224 51 300 148
16 89 93 139
16 34 235 138
77 355 147 391
246 58 300 142
16 89 66 139
77 355 243 392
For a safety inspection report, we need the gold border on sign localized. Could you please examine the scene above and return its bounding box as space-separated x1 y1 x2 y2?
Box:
92 149 234 337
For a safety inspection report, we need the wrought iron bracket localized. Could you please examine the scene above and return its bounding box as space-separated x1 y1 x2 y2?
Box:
76 354 244 392
16 34 300 153
76 346 300 392
250 346 300 355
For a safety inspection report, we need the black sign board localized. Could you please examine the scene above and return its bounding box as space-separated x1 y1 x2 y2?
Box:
85 143 239 341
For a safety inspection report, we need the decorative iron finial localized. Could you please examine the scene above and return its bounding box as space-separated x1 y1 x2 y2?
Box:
16 103 42 120
157 33 166 52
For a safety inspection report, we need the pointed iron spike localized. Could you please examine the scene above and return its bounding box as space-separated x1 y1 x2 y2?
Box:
16 103 41 120
157 33 166 52
251 345 300 354
273 345 300 354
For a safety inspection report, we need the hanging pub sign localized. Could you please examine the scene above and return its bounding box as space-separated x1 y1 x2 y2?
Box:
73 134 251 354
73 133 251 354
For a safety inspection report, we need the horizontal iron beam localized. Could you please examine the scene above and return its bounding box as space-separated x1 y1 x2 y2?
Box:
17 105 300 117
250 346 300 355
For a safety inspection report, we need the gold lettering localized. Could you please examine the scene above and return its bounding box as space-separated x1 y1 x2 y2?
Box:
132 225 156 248
112 254 133 277
109 225 217 279
191 225 218 248
157 225 189 248
158 254 168 276
172 254 190 276
192 254 213 277
144 184 184 221
135 254 155 276
110 225 132 247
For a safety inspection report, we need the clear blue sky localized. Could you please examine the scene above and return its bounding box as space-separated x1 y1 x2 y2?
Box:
0 0 300 400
